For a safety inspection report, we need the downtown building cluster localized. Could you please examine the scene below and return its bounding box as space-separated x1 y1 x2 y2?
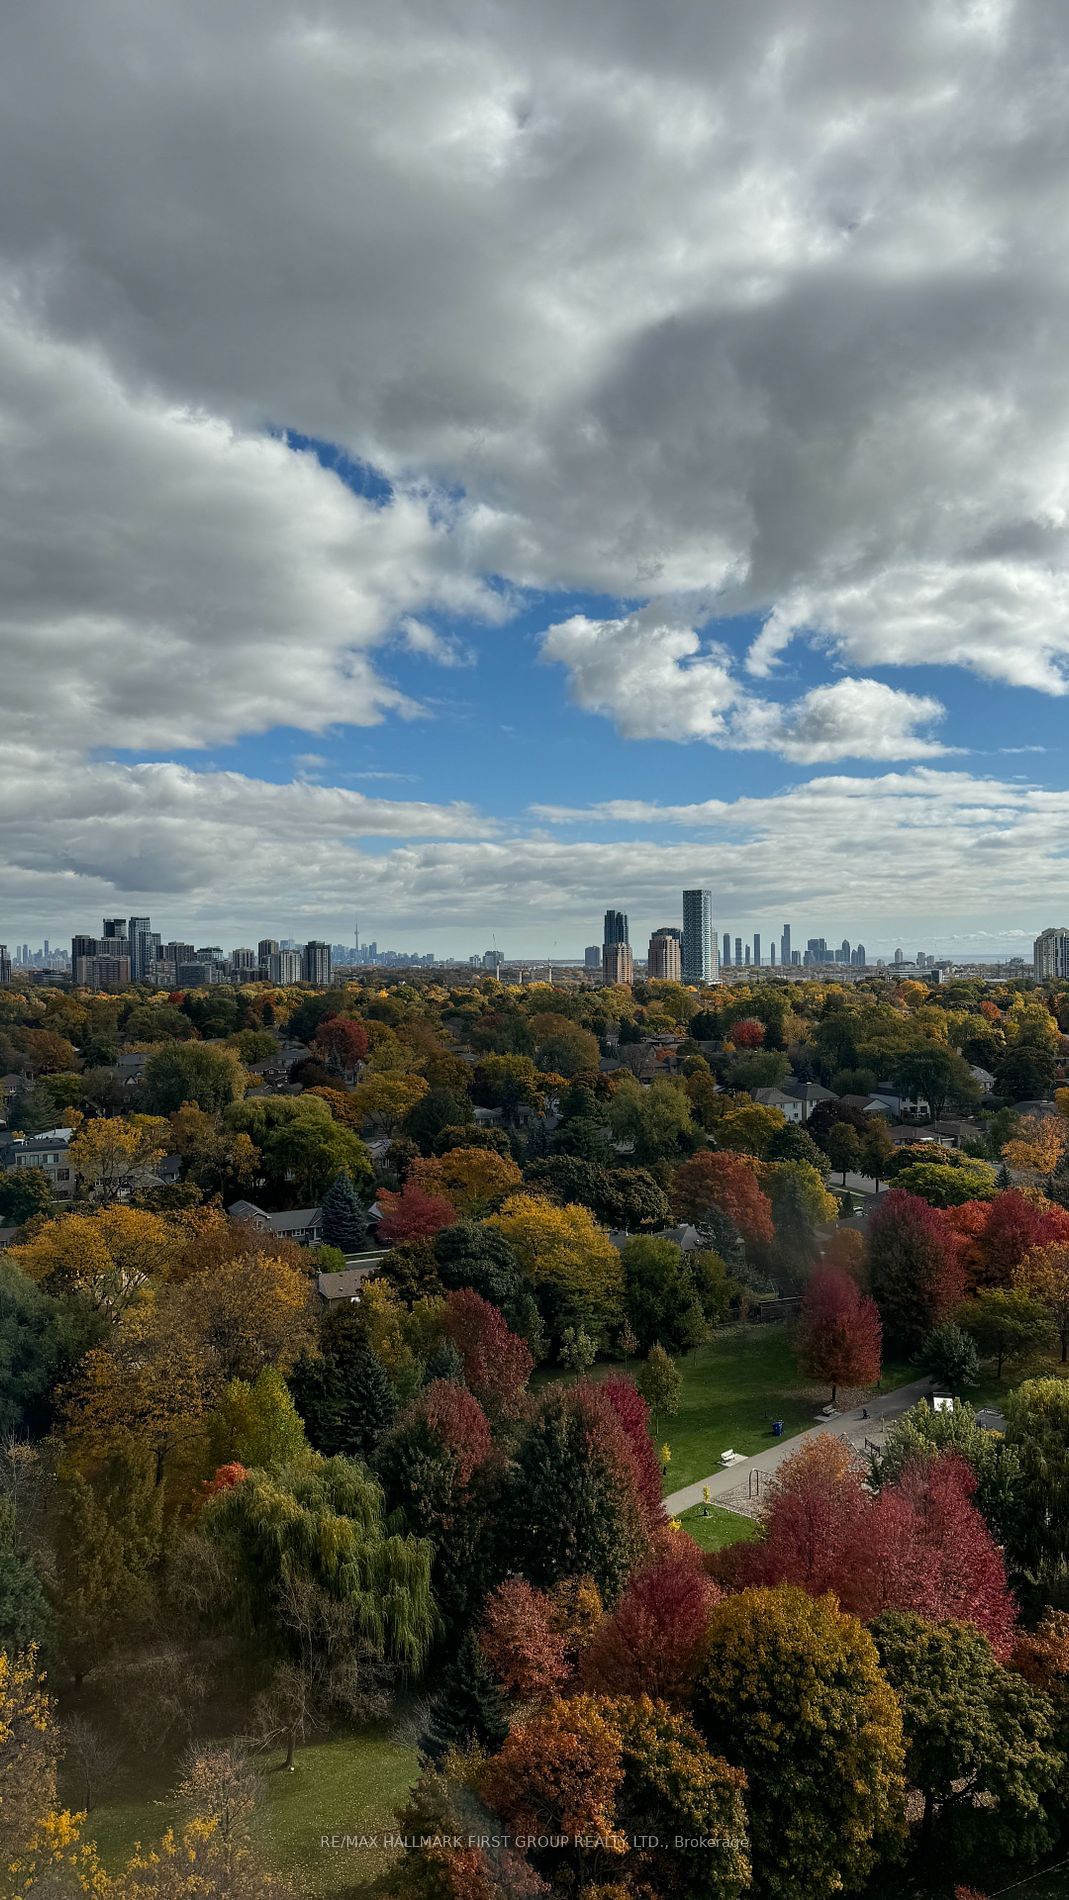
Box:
588 889 718 986
68 918 334 989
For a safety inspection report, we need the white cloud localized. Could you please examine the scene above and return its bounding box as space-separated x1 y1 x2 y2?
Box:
0 303 501 752
540 607 740 741
542 609 948 760
1 754 1065 953
0 0 1068 701
731 678 950 763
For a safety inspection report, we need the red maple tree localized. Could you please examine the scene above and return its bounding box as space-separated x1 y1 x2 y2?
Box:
867 1188 964 1349
441 1287 533 1420
598 1375 666 1530
480 1578 570 1699
404 1378 492 1484
376 1181 457 1244
795 1264 882 1402
580 1550 720 1700
723 1436 1016 1656
671 1150 774 1248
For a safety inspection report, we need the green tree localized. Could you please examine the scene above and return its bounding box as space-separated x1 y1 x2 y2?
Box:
227 1095 373 1203
825 1122 861 1184
289 1313 397 1459
637 1341 682 1428
919 1321 980 1395
872 1610 1063 1865
859 1117 895 1189
320 1171 367 1252
200 1453 435 1674
420 1629 508 1764
210 1367 308 1471
497 1387 646 1604
1004 1379 1069 1581
0 1166 54 1225
960 1289 1055 1379
607 1076 696 1163
893 1046 981 1121
0 1505 51 1654
894 1160 997 1207
695 1586 905 1900
621 1235 706 1353
143 1039 248 1113
0 1262 95 1438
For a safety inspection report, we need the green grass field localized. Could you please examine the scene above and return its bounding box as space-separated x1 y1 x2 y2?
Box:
85 1726 419 1898
676 1501 760 1553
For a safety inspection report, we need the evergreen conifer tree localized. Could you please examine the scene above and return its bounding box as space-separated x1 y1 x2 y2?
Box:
420 1629 509 1764
320 1172 367 1252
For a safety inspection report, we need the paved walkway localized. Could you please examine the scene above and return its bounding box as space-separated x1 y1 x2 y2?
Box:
664 1375 934 1517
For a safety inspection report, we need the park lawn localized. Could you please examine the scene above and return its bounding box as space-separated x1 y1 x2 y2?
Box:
86 1727 419 1898
651 1326 916 1494
677 1502 760 1553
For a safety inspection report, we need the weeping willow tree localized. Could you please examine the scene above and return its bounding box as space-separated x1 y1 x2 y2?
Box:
201 1453 436 1675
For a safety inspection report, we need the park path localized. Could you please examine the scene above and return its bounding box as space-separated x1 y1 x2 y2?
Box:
663 1374 934 1517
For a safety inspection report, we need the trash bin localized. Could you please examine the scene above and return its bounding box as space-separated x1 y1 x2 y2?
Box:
772 1419 784 1437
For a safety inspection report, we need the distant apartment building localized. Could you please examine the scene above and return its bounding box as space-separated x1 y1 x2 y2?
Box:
0 945 9 985
584 945 602 971
1035 928 1069 979
268 949 302 984
176 961 218 987
602 941 634 986
482 949 504 970
681 888 716 983
230 947 258 975
648 928 682 981
734 936 742 966
302 940 332 984
722 930 731 969
753 931 762 967
780 923 792 965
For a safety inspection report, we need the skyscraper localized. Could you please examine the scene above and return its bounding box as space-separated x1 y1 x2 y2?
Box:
753 932 762 967
770 942 777 966
302 940 332 984
0 946 9 985
127 916 156 982
648 928 682 981
722 930 731 970
584 945 602 971
781 923 791 966
840 940 851 964
681 888 716 983
602 941 634 985
734 936 742 966
1034 928 1069 978
602 910 632 986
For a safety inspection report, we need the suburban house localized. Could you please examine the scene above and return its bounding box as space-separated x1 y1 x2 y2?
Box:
317 1258 383 1303
226 1199 324 1245
0 1127 76 1202
752 1080 837 1123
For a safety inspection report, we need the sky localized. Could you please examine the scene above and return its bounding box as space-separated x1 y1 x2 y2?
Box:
2 0 1069 962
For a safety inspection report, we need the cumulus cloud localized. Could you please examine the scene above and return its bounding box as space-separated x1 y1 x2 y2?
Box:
2 0 1068 698
542 610 948 759
0 752 1063 953
0 305 501 751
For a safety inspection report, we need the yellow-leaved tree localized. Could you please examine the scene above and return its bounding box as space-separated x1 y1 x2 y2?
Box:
488 1193 623 1340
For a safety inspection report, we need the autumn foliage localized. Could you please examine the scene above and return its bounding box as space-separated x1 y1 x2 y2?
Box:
376 1181 457 1244
722 1435 1016 1656
795 1264 882 1400
480 1578 570 1699
403 1379 493 1484
867 1189 965 1348
441 1287 533 1420
597 1375 666 1529
580 1549 720 1701
671 1150 775 1248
